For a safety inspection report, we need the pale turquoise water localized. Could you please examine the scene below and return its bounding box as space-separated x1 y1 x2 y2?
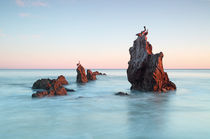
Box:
0 69 210 139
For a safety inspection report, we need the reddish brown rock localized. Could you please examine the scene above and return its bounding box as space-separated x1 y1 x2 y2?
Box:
57 75 68 85
54 86 67 96
87 69 96 80
127 28 176 92
92 71 106 76
32 75 68 90
76 64 88 83
32 91 49 98
32 75 69 98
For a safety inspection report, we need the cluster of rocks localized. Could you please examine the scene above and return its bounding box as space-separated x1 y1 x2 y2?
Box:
127 27 176 92
31 27 176 98
32 75 73 98
76 64 106 83
31 65 106 98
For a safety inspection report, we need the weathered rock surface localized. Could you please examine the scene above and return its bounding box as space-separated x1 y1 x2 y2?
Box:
115 92 129 96
127 30 176 92
57 75 68 85
87 69 97 80
32 79 51 90
76 64 88 83
32 75 69 98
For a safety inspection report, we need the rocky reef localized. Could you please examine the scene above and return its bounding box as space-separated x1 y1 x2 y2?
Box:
127 27 176 92
32 75 69 98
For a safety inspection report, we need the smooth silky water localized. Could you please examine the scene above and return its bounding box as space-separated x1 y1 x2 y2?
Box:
0 69 210 139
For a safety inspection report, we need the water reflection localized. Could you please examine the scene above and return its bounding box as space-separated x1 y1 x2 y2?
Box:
127 92 172 138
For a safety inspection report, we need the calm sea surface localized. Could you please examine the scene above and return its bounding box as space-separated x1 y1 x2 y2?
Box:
0 69 210 139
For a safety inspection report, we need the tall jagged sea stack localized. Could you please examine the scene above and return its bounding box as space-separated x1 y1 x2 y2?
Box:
127 29 176 92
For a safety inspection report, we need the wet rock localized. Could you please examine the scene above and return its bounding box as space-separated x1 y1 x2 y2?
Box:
54 86 67 96
127 28 176 92
32 75 69 98
32 91 49 98
76 64 88 83
115 92 129 96
87 69 97 80
32 87 67 98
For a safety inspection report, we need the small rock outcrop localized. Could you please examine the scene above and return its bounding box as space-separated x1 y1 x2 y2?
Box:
76 62 106 83
65 88 75 92
87 69 96 80
93 71 106 75
76 64 88 83
127 27 176 92
32 75 69 98
115 92 129 96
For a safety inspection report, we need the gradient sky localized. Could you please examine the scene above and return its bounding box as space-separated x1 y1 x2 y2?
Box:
0 0 210 69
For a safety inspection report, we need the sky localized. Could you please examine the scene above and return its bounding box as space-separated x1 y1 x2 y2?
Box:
0 0 210 69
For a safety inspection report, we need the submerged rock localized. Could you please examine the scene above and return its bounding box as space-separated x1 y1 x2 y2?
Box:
65 88 75 92
32 75 69 98
76 64 88 83
115 92 129 96
87 69 97 80
127 28 176 92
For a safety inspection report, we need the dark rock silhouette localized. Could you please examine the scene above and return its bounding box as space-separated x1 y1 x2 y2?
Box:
76 64 88 83
32 75 69 98
32 79 51 90
65 88 75 92
115 92 129 96
127 28 176 92
87 69 97 80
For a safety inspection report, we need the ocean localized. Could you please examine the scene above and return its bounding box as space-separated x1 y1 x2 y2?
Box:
0 69 210 139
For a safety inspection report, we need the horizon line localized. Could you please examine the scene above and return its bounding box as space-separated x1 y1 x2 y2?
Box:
0 68 210 70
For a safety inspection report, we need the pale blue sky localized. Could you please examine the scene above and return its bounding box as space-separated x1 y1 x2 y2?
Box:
0 0 210 69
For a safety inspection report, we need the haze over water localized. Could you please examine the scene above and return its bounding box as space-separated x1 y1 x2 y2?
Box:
0 69 210 139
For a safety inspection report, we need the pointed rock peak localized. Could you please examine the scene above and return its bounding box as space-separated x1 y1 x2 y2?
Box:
76 63 88 83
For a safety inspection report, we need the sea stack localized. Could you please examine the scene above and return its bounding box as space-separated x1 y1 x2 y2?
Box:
127 27 176 92
76 64 88 83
